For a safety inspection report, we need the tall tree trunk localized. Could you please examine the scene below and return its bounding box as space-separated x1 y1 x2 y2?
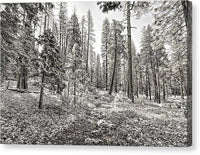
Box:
147 67 151 100
109 24 117 95
162 74 166 101
156 61 161 103
152 66 158 102
179 67 184 99
105 49 108 90
115 60 118 93
59 3 63 57
68 81 70 97
181 4 192 145
166 84 169 98
17 9 29 90
139 66 143 94
126 1 134 102
86 16 90 73
150 53 158 102
17 65 28 90
38 72 45 109
81 20 84 53
157 77 161 103
38 4 47 109
90 70 93 83
135 67 139 98
169 68 173 96
74 80 76 104
145 66 148 98
127 78 130 97
96 69 99 88
181 1 192 97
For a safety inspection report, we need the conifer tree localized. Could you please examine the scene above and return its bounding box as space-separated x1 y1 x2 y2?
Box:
101 18 110 90
86 9 95 74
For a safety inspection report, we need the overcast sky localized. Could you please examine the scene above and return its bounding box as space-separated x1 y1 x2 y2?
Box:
67 1 153 54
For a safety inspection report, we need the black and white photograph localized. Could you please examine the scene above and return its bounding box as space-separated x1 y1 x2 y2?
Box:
0 0 192 147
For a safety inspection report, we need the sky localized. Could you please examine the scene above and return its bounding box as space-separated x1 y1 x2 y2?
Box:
66 1 153 54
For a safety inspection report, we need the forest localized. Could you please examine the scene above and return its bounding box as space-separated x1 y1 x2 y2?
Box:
0 1 192 146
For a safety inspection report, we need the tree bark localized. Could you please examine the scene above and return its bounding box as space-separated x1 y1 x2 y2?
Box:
135 66 139 98
139 65 143 95
162 74 166 101
179 67 184 99
145 66 148 98
17 8 29 90
74 80 76 104
181 2 192 145
109 23 117 95
126 1 134 102
181 0 192 97
86 14 90 73
17 65 28 90
156 61 161 103
38 4 47 109
105 47 108 90
150 51 158 102
38 72 45 109
147 67 151 100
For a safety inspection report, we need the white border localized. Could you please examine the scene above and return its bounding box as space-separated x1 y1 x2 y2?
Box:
0 0 199 155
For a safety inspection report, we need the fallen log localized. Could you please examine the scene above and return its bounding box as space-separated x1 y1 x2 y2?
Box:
7 88 40 94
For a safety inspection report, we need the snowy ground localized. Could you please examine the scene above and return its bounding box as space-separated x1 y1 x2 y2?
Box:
0 80 189 146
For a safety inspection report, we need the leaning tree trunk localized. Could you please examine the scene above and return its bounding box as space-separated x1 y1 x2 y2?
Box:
126 1 134 102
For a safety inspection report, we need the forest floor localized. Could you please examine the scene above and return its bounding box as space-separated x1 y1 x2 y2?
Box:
0 80 188 146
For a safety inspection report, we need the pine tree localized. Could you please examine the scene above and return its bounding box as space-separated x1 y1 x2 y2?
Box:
108 20 124 95
89 46 96 84
153 0 191 98
152 28 168 103
86 9 95 74
67 11 81 61
101 18 110 90
1 3 45 89
1 4 21 80
96 54 101 88
97 1 150 102
59 2 68 63
37 29 65 109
